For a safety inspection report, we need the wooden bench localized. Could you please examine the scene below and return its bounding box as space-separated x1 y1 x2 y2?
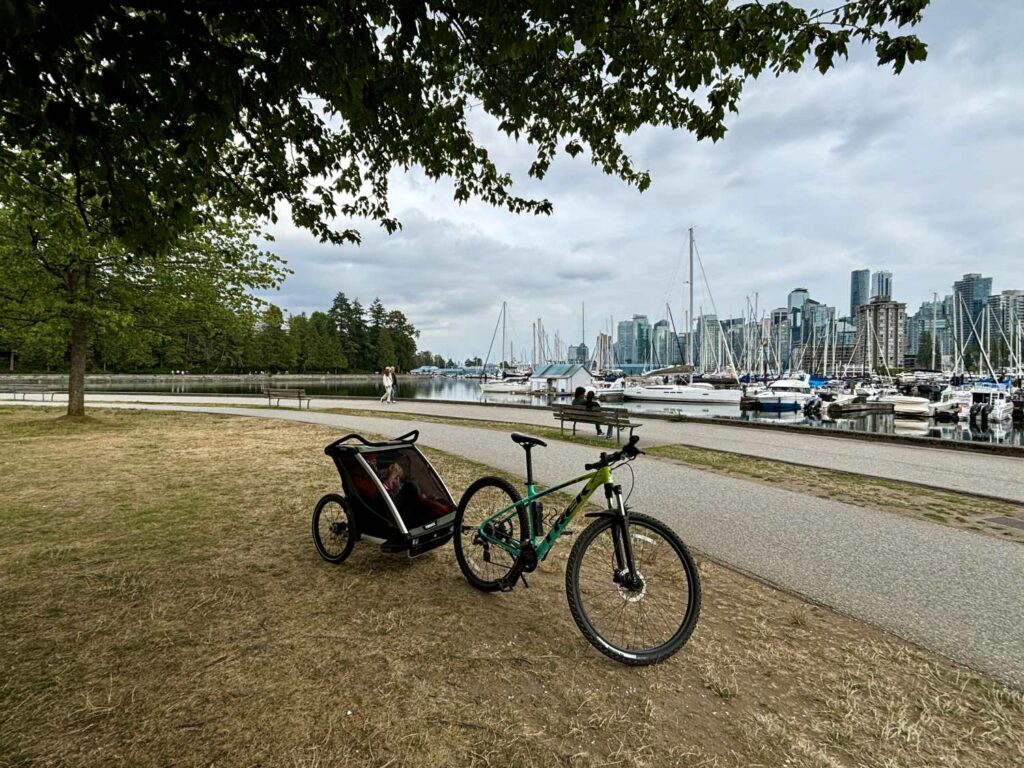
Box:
553 404 640 445
7 384 62 401
264 387 311 408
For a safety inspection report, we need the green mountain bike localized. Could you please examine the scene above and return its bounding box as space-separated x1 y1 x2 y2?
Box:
454 433 701 665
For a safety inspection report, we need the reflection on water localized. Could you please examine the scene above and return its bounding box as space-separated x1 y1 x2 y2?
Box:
86 378 1024 446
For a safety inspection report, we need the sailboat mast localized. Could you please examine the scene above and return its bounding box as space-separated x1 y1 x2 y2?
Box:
687 226 694 379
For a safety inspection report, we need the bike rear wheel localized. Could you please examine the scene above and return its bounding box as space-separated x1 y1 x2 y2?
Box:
454 477 527 592
565 511 701 665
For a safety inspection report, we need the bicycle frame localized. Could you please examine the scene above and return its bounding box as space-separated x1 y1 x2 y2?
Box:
477 465 615 562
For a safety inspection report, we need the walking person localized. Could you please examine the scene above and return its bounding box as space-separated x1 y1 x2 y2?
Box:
389 367 398 403
380 367 393 404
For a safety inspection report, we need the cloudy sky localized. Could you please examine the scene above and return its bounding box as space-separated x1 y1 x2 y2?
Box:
260 1 1024 364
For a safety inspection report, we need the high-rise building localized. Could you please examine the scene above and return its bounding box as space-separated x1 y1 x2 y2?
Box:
768 308 791 372
593 333 613 371
787 288 809 345
615 319 636 365
856 295 905 371
695 314 721 372
905 298 949 368
952 273 993 351
567 343 589 365
871 270 893 300
987 290 1024 367
850 269 870 317
615 314 651 365
652 320 680 366
635 315 651 364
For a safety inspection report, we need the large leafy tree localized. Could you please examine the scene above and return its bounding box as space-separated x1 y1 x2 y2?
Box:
0 2 929 250
0 158 287 416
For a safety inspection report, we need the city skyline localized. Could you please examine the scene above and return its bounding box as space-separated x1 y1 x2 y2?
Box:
258 2 1024 362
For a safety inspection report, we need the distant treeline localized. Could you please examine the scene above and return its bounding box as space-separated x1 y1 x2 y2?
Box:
3 292 453 374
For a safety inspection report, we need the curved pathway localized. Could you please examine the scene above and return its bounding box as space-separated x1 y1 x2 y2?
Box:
21 391 1024 502
9 397 1023 688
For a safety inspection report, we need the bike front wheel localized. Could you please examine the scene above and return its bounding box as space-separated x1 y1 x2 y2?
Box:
565 511 701 665
454 477 528 592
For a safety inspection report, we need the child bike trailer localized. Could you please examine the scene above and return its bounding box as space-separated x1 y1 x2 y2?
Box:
312 430 457 563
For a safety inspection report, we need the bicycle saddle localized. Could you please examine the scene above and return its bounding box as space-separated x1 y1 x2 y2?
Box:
510 433 547 449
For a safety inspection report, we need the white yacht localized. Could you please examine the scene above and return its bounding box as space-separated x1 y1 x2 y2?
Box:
753 377 814 412
479 377 531 394
620 380 742 405
961 384 1015 422
876 389 931 418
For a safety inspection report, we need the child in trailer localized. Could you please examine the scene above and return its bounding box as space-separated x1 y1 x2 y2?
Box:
375 457 451 523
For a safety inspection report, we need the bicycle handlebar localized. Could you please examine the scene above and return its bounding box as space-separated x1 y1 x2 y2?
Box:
584 435 643 471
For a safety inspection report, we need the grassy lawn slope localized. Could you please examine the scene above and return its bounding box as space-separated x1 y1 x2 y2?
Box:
0 408 1020 767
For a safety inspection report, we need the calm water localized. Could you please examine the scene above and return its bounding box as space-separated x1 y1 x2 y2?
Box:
86 377 1024 447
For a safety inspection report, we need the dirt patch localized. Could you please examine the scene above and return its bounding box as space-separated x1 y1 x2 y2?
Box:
0 408 1020 767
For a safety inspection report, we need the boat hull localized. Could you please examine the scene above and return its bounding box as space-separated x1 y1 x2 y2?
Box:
479 381 531 394
622 385 741 404
753 395 805 412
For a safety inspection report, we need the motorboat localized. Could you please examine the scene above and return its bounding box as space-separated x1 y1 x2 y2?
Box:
928 387 971 420
587 379 625 402
753 377 813 412
620 379 742 405
876 389 931 419
962 384 1015 423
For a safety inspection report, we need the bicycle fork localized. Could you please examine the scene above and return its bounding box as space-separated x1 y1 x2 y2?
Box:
606 484 643 592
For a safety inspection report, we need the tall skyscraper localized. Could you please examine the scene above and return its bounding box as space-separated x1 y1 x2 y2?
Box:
615 315 651 365
850 269 870 317
650 319 684 366
856 295 906 371
871 270 893 300
787 288 809 345
987 290 1024 367
952 273 993 350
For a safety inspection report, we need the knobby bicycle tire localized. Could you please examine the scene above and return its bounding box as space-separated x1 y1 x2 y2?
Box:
454 476 528 592
565 511 701 665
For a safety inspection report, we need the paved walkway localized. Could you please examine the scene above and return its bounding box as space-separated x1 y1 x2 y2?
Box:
16 392 1024 502
7 396 1024 688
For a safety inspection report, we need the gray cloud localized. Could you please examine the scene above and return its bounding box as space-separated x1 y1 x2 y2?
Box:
261 1 1024 362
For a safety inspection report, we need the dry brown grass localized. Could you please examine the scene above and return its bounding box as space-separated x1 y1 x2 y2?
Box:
1 407 1021 768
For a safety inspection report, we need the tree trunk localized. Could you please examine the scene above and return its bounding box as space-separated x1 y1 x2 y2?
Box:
67 313 88 417
66 262 90 418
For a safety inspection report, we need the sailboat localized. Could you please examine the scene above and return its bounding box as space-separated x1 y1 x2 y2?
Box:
619 227 742 405
479 302 531 394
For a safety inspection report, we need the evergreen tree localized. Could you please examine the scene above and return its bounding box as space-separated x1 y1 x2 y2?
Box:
916 331 932 369
257 305 295 372
307 311 347 372
376 328 398 371
288 313 312 372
